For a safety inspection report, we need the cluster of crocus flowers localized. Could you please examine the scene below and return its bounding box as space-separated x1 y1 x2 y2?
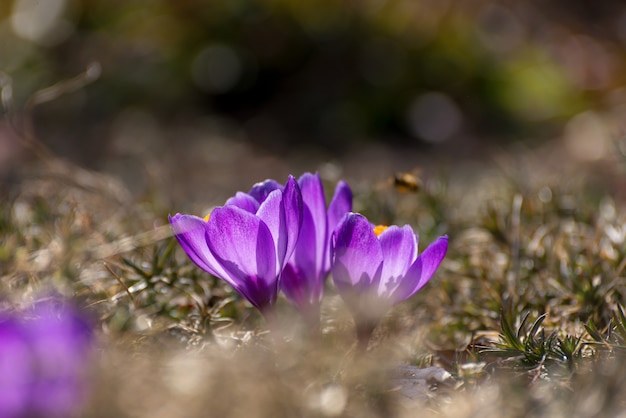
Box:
0 300 94 418
170 172 447 346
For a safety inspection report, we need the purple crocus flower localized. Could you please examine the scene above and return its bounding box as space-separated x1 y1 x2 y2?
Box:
0 300 93 418
169 176 303 318
280 173 352 325
331 213 448 349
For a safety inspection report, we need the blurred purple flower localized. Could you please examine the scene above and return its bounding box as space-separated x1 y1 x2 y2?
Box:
170 175 303 318
0 300 93 418
280 173 352 325
331 213 448 349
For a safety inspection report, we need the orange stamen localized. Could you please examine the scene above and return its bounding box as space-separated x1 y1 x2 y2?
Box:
373 225 389 237
204 214 211 222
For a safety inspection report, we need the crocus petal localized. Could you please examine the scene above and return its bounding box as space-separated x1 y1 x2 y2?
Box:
206 206 278 310
331 213 383 295
281 263 314 310
377 225 417 297
248 179 283 203
327 180 353 232
297 172 327 278
281 175 303 266
0 320 31 417
27 302 93 368
325 180 353 270
27 302 93 416
281 211 319 308
255 189 286 272
390 235 448 303
225 192 260 213
169 214 228 278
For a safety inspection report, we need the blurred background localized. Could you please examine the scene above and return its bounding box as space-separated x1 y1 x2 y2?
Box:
3 2 626 415
1 0 625 203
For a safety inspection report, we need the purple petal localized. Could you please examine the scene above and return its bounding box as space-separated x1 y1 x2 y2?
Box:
248 179 283 204
169 214 228 278
327 180 353 231
26 302 93 416
298 173 328 276
325 181 352 270
256 189 286 270
331 213 383 295
26 302 93 367
281 212 321 308
390 235 448 303
378 225 417 296
281 263 318 312
0 320 31 417
281 173 326 311
225 192 260 213
206 206 278 310
281 176 303 266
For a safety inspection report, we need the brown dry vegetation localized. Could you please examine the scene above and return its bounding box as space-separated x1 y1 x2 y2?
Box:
3 110 626 416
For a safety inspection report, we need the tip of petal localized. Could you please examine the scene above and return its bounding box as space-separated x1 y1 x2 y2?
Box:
285 175 297 187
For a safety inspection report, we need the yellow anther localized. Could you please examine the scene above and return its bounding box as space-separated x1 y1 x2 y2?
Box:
373 225 389 237
204 214 211 222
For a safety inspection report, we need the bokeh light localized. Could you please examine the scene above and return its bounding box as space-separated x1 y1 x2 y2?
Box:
11 0 75 46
